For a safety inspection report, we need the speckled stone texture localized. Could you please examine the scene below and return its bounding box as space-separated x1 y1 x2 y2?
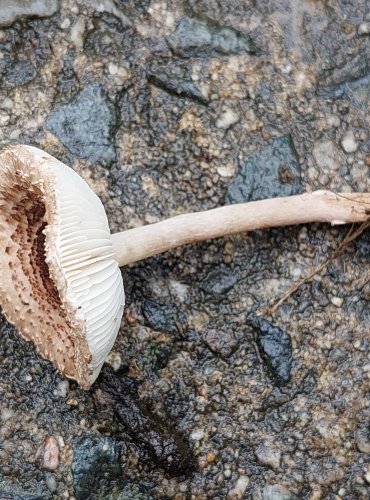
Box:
0 0 59 28
0 0 370 498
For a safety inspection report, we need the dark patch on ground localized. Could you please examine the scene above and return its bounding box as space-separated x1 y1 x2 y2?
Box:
167 15 260 58
47 83 117 165
247 314 293 385
227 135 301 203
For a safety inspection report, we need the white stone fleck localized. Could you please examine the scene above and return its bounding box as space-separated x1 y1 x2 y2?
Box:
341 130 358 153
0 0 59 27
227 475 249 499
331 296 344 308
224 469 232 478
179 483 187 493
365 465 370 484
358 23 370 35
255 441 281 470
190 428 205 441
9 129 21 140
108 62 118 75
106 351 123 371
107 63 129 82
326 115 340 128
70 17 86 50
57 436 65 448
54 380 69 398
60 18 71 29
46 475 57 492
313 140 343 171
36 436 60 471
281 64 292 74
216 107 240 129
92 0 132 27
216 162 237 178
0 114 10 126
263 484 293 499
169 280 189 303
357 431 370 453
292 267 302 279
0 97 14 110
1 408 14 421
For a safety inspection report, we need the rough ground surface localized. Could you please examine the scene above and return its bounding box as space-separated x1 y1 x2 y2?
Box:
0 0 370 499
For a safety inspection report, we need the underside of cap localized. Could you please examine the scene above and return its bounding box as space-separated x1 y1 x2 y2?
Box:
0 145 125 389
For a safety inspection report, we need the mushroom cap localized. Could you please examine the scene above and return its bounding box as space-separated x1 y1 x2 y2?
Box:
0 145 125 389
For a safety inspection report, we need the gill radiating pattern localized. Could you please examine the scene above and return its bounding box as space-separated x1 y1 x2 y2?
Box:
47 152 125 376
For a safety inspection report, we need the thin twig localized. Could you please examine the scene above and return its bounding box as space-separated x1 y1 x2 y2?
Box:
260 219 370 316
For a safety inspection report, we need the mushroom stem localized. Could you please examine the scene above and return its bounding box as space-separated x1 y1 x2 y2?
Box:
112 190 370 266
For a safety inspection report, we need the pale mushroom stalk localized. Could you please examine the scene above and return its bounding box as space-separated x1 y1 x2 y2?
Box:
1 144 370 389
111 191 370 266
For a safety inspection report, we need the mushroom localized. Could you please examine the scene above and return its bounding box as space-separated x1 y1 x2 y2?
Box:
0 145 124 388
1 144 370 389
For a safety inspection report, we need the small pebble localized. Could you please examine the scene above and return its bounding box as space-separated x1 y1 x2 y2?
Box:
0 0 59 27
263 484 293 500
70 17 85 49
204 329 238 358
281 64 292 74
1 408 14 421
365 465 370 484
108 62 118 75
46 474 58 492
313 140 342 170
190 428 205 441
227 475 249 499
326 115 340 128
9 129 21 140
362 283 370 301
54 380 69 398
341 130 358 153
106 350 123 371
331 296 344 307
36 436 60 471
60 18 71 29
255 442 281 470
358 23 370 35
216 163 236 178
179 482 188 492
0 97 14 110
216 108 240 129
0 114 10 126
356 427 370 453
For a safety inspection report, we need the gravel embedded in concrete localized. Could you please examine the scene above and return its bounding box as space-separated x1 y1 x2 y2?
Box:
47 82 117 165
227 135 301 203
0 0 59 27
0 0 370 497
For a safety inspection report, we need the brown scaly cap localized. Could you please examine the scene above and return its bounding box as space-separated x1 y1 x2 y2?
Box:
0 145 124 389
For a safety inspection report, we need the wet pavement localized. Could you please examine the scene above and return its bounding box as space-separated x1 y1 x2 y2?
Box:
0 0 370 498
